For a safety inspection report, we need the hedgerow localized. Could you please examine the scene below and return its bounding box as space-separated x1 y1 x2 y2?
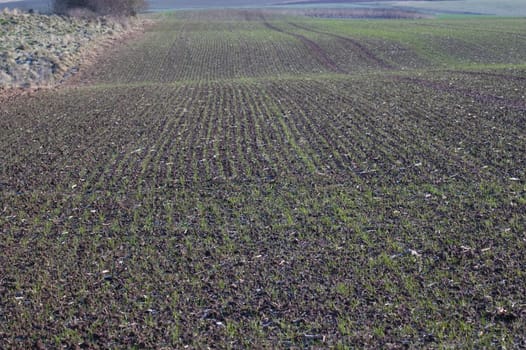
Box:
53 0 146 16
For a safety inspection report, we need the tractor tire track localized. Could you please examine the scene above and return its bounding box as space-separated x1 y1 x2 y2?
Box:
288 22 394 70
262 21 345 74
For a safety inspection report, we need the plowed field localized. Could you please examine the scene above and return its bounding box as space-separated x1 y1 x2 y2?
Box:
1 10 525 349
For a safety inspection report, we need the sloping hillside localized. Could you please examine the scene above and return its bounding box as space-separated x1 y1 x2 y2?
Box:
0 9 143 88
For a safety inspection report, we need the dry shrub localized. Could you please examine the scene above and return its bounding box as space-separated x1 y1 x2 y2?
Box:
53 0 147 16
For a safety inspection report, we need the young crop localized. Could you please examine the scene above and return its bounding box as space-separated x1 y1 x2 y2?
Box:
1 9 525 349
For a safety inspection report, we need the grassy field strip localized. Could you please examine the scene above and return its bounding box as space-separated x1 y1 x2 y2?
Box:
237 83 282 179
92 90 173 195
172 85 203 188
263 20 344 74
183 82 208 183
84 17 334 83
299 76 524 184
221 84 248 179
287 21 394 70
51 63 526 90
409 94 525 180
151 91 192 188
2 73 521 186
234 84 268 179
3 77 520 189
5 74 524 188
194 82 215 180
210 84 229 179
379 78 526 180
301 17 526 68
257 86 309 177
411 21 526 39
268 81 358 177
261 83 325 175
216 84 238 179
272 79 426 182
0 89 142 191
305 79 472 185
231 85 254 178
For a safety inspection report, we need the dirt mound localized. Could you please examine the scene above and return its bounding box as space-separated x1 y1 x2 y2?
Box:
0 8 145 90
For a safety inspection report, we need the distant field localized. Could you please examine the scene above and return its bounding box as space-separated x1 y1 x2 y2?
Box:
1 9 525 349
3 0 526 16
276 0 526 16
391 0 526 16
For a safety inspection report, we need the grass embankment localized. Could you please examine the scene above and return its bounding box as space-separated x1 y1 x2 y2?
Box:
0 8 144 89
0 10 525 349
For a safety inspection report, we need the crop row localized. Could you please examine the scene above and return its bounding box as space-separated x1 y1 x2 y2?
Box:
83 18 329 84
78 13 526 85
1 76 525 345
1 10 525 349
2 73 524 193
287 16 526 69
